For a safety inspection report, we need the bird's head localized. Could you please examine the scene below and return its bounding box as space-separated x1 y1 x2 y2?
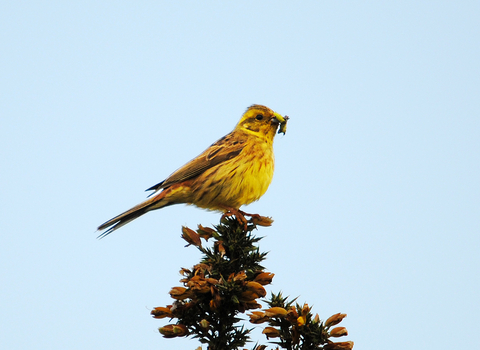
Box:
236 104 289 141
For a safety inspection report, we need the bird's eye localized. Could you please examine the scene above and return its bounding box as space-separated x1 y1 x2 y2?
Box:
255 114 264 120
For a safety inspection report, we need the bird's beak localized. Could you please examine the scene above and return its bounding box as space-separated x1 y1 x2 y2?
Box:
273 112 289 135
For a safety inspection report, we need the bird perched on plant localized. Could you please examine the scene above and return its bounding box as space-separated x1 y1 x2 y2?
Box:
97 104 288 238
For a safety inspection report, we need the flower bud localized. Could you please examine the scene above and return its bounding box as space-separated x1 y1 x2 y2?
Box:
245 281 266 297
197 224 216 240
158 325 176 338
181 226 201 247
151 306 173 319
330 327 348 337
233 271 247 282
169 287 191 300
254 272 274 285
199 319 210 329
264 307 288 318
239 290 258 302
248 311 269 324
215 240 226 256
172 324 188 336
179 268 191 276
186 275 211 293
325 313 347 327
262 326 281 339
301 303 311 315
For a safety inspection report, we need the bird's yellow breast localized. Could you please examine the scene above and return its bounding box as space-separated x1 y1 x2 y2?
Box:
190 138 275 211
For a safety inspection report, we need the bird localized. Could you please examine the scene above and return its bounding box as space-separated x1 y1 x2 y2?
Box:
97 104 288 238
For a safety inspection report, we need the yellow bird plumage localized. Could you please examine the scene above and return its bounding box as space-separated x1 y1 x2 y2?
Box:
97 104 288 238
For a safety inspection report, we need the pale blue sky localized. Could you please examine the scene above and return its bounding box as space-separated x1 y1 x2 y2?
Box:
1 2 479 349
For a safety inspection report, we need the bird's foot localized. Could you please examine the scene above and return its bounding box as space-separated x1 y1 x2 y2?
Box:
221 208 248 229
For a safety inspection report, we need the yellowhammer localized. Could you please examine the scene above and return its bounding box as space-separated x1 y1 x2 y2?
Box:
97 104 288 237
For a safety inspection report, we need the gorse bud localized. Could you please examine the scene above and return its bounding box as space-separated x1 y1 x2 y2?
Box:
169 287 191 300
262 327 281 339
245 281 266 297
181 226 201 247
248 311 269 324
253 272 274 285
199 319 210 329
197 224 215 241
151 306 172 319
325 313 347 328
158 324 188 338
330 327 348 337
264 307 288 318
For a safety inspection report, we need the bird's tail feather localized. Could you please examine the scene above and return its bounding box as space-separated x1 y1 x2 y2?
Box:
97 194 168 239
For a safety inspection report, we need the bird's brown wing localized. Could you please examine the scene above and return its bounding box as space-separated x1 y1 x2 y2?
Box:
146 133 246 192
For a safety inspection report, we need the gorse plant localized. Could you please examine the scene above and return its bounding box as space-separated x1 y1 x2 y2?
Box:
151 215 353 350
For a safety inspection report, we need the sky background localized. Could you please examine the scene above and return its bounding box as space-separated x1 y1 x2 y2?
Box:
1 2 479 349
